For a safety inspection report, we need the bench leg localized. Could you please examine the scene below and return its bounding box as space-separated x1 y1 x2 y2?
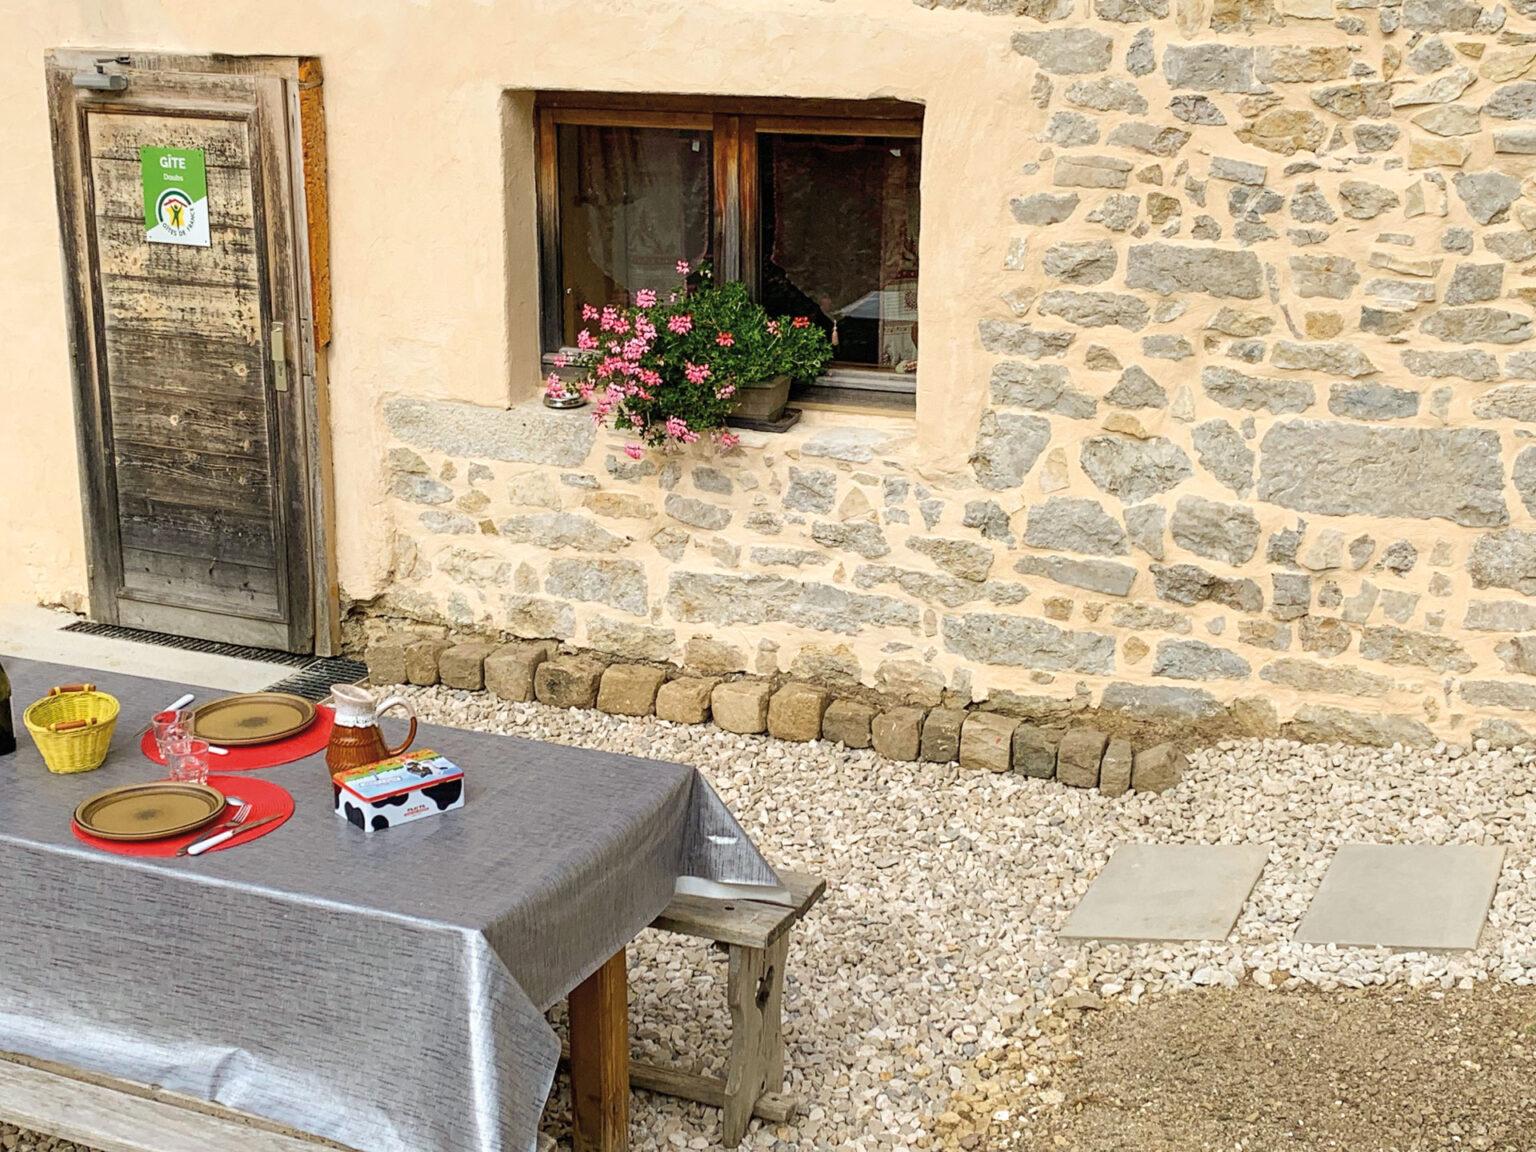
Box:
569 949 629 1152
722 935 789 1147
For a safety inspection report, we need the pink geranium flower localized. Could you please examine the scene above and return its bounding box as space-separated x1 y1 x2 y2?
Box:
664 415 699 444
715 331 735 348
576 329 598 350
684 361 711 384
667 314 693 335
635 288 657 307
676 260 691 276
766 320 782 336
581 303 599 321
715 383 736 399
718 431 740 449
623 443 645 460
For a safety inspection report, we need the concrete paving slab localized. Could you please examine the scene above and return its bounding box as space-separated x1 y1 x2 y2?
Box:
0 604 281 693
1061 843 1270 943
1295 843 1505 951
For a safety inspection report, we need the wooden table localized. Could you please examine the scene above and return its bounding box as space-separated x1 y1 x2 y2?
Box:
0 660 781 1152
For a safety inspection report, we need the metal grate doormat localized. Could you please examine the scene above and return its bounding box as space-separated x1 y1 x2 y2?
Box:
60 622 367 701
264 657 368 701
63 622 314 665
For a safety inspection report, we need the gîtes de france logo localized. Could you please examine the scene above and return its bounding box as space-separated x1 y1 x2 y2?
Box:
140 146 211 248
154 187 199 239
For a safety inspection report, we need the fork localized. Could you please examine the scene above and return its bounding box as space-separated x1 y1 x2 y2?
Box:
176 797 250 856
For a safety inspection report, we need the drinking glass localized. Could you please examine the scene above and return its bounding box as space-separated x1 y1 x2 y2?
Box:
166 736 210 786
152 710 192 760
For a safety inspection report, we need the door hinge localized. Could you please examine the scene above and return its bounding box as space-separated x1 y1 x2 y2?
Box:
271 322 289 393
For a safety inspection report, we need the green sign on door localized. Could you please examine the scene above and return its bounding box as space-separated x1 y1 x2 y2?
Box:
140 146 210 247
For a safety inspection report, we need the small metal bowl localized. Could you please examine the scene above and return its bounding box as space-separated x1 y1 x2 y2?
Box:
543 390 588 410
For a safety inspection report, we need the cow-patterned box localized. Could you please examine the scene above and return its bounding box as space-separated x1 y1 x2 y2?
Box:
333 748 465 833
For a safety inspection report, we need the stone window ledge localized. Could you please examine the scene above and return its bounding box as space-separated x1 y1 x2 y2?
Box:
386 392 919 471
540 352 917 422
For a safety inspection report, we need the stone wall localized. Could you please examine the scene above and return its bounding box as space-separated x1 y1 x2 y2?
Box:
372 0 1536 748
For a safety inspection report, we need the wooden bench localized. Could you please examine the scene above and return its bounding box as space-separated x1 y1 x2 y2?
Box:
637 870 826 1147
0 1050 349 1152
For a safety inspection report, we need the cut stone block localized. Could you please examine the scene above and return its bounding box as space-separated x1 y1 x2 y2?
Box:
920 708 966 763
597 664 667 717
656 677 716 724
1057 728 1109 789
405 638 452 686
959 713 1018 773
1294 844 1505 951
533 656 605 709
712 680 773 734
822 699 877 749
768 682 831 742
1014 724 1058 779
1132 742 1186 792
484 642 556 702
1062 843 1270 942
439 641 498 691
872 706 926 761
367 639 409 686
1099 737 1134 797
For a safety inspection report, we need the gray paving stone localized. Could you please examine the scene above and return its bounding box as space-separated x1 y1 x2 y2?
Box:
1294 844 1505 951
1061 843 1269 943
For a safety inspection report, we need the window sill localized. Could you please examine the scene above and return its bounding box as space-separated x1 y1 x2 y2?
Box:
791 381 916 417
539 353 917 421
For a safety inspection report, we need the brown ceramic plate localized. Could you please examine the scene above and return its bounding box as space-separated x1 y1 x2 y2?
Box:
74 782 226 842
191 693 316 746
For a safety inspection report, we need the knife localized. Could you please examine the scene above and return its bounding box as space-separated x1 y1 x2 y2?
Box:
185 814 283 857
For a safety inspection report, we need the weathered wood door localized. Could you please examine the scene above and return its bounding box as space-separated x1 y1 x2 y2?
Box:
47 53 328 652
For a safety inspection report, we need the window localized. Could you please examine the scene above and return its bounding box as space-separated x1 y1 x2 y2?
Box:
536 95 923 403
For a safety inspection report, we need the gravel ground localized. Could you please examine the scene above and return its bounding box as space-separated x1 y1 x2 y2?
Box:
394 689 1536 1150
8 690 1536 1151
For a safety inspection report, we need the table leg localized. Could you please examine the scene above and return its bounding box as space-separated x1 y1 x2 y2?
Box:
568 948 629 1152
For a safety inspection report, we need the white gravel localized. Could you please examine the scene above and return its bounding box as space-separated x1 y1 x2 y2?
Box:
398 686 1536 1150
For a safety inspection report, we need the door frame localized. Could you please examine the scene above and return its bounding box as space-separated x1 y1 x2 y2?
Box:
44 49 338 655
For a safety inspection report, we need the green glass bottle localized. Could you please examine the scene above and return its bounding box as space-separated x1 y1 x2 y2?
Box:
0 661 14 755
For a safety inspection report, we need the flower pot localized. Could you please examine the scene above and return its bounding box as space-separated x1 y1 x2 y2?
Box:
731 374 791 423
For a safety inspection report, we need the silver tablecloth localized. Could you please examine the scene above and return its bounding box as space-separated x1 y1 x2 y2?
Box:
0 657 779 1152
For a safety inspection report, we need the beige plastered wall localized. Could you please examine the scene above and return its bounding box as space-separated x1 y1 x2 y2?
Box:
0 0 1008 608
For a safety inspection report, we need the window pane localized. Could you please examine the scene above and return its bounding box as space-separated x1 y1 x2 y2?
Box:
759 133 920 370
555 124 713 345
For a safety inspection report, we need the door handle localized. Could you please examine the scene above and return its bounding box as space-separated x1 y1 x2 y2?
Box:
271 322 288 393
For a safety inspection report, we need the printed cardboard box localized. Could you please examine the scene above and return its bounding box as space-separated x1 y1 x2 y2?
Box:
333 748 465 833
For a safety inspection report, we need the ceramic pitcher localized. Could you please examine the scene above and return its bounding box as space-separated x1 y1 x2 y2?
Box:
326 684 417 776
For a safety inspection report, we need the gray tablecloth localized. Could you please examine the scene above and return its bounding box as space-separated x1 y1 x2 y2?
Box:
0 657 779 1152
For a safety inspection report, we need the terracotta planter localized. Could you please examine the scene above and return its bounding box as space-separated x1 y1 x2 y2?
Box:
731 374 791 423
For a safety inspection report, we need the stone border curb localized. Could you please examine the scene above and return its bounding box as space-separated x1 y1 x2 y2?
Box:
367 637 1184 794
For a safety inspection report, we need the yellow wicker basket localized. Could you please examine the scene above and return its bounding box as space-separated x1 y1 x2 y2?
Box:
23 684 120 775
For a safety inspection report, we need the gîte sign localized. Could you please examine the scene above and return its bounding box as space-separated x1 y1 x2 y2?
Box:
140 146 210 247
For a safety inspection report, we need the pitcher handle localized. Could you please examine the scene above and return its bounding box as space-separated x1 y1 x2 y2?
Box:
375 695 418 759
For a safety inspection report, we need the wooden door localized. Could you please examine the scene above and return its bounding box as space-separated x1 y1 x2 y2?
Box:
47 54 327 653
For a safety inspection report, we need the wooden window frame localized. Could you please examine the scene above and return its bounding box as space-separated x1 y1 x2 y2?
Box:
534 93 923 402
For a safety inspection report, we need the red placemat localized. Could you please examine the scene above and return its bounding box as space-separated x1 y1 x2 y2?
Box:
139 706 334 771
71 774 295 858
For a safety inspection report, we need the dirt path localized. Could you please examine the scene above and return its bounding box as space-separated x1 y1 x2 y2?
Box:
978 984 1536 1152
